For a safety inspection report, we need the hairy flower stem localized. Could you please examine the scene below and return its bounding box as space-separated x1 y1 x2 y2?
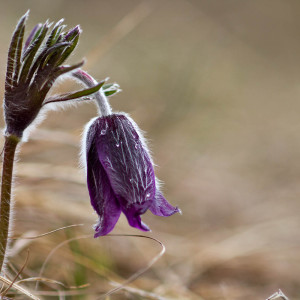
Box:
0 135 20 273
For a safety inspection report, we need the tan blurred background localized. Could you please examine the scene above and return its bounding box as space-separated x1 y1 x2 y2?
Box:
1 0 300 299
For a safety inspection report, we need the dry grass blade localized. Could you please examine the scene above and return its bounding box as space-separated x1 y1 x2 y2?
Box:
16 277 89 289
97 234 165 299
33 289 92 296
35 232 165 298
12 224 84 240
267 290 290 300
85 1 153 68
109 283 174 300
0 275 40 300
2 250 30 297
36 234 92 290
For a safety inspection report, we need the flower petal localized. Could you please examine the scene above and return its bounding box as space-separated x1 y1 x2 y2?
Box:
85 113 180 235
119 200 150 231
86 135 121 237
150 190 181 216
94 114 156 228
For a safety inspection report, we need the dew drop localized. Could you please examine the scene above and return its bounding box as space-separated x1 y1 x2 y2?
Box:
132 131 139 140
116 143 120 147
101 129 106 135
134 143 138 149
146 193 151 198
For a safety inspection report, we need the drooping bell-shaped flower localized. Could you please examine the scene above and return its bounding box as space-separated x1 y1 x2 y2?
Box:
74 70 181 237
4 11 104 140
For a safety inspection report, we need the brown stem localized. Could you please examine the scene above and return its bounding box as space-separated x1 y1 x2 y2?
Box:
0 135 19 273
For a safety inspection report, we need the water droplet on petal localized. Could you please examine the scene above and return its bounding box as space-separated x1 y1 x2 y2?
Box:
146 193 151 198
131 130 139 140
101 129 106 135
116 143 120 147
134 143 138 149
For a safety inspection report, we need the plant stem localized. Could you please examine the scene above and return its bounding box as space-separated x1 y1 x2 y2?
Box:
0 135 19 274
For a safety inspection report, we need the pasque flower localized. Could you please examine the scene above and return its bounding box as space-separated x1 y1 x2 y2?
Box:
74 70 181 237
0 12 118 274
4 11 103 140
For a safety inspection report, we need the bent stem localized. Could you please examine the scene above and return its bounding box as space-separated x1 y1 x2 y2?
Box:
0 135 20 273
73 69 112 116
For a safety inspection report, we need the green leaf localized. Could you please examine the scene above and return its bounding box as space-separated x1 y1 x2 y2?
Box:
41 42 71 69
26 42 70 84
5 11 28 92
19 22 49 83
55 33 79 66
23 25 43 59
104 89 121 97
43 81 104 105
52 60 85 78
53 25 66 44
12 21 26 86
46 19 64 47
102 83 121 97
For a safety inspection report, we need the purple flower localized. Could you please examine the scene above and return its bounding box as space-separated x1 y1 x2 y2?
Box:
72 69 181 236
84 114 180 237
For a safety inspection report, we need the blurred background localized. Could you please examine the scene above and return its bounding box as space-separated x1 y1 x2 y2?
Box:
1 0 300 299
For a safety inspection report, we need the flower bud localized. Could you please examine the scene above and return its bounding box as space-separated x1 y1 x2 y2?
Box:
3 12 102 139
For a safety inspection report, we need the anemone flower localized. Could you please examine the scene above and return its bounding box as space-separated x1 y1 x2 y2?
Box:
74 70 181 237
